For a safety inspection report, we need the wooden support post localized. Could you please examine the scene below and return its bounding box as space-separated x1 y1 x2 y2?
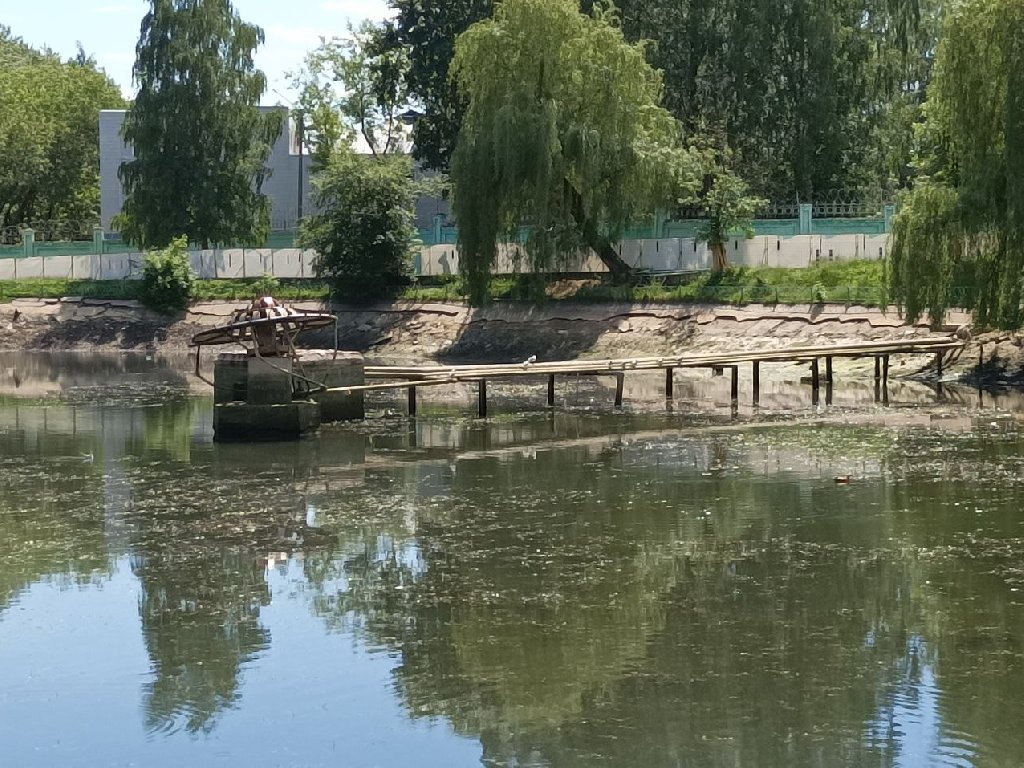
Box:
665 367 674 399
811 359 821 406
936 351 944 379
752 361 760 406
614 374 624 408
478 379 487 418
825 380 834 406
408 385 417 417
882 354 890 384
874 356 881 382
547 374 556 407
979 343 984 373
825 356 834 383
730 365 739 402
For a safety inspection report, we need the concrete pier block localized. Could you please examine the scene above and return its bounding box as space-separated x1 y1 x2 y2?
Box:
298 350 365 422
214 401 320 441
213 353 249 404
247 357 293 405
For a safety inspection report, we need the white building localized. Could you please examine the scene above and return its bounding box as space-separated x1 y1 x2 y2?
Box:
100 108 449 235
100 107 316 233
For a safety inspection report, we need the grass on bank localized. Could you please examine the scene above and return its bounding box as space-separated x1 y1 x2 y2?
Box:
0 260 887 308
0 278 331 304
403 260 889 306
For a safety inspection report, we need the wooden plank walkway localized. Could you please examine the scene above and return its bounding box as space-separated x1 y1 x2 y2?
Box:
325 337 964 417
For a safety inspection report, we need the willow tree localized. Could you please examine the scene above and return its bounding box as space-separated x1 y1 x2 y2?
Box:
890 0 1024 329
450 0 699 303
118 0 282 249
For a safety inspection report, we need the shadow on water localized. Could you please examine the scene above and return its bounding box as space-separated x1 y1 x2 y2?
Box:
1 352 1024 762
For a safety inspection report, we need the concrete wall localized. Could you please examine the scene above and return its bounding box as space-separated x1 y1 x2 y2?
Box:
415 234 889 276
0 234 886 282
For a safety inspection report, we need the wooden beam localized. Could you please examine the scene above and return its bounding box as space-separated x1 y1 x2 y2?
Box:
811 359 820 406
752 361 760 406
665 367 674 399
614 374 624 408
408 385 417 417
547 374 556 407
730 365 739 402
478 379 487 418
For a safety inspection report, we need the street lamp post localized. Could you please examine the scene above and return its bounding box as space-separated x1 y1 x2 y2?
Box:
296 109 304 225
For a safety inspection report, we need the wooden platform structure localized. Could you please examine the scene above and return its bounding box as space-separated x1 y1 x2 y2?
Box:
325 337 963 417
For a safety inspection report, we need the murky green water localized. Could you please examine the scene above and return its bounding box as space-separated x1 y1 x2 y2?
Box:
2 352 1024 766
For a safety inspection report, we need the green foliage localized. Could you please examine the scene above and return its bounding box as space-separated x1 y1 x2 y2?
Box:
299 153 416 302
450 0 701 304
141 236 195 313
118 0 283 250
617 0 934 202
251 273 280 298
890 0 1024 329
0 278 330 304
0 27 125 231
691 146 767 271
294 20 412 164
377 0 493 171
377 0 934 202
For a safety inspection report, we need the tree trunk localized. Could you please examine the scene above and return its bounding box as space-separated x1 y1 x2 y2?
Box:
712 240 729 272
569 183 633 282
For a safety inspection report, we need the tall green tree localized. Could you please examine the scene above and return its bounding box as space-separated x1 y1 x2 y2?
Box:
118 0 282 249
376 0 493 172
891 0 1024 329
617 0 933 203
450 0 700 303
0 27 124 234
379 0 932 202
294 19 413 165
293 19 420 302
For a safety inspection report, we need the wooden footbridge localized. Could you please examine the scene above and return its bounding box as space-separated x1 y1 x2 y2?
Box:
326 337 963 417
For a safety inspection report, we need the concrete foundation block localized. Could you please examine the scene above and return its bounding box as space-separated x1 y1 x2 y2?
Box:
213 353 249 404
247 357 293 405
298 350 365 422
214 401 320 441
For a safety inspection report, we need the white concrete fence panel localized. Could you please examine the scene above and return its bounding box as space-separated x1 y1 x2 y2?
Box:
0 234 888 282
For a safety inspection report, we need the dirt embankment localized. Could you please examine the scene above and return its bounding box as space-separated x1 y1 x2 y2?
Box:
1 297 1019 383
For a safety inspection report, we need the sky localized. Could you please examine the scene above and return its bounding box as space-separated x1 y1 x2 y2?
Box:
1 0 391 102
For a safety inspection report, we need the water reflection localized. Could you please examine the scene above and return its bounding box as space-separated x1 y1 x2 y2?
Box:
1 353 1024 764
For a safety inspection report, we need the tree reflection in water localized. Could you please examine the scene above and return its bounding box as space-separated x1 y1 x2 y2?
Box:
301 425 1024 766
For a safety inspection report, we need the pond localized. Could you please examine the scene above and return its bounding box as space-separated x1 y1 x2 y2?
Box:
1 352 1023 766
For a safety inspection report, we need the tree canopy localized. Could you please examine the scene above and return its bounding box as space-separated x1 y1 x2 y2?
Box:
293 19 413 165
890 0 1024 329
118 0 282 249
379 0 934 203
450 0 701 303
617 0 933 203
0 27 124 235
294 20 420 302
376 0 493 172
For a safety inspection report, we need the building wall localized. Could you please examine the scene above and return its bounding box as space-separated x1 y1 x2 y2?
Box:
99 108 316 233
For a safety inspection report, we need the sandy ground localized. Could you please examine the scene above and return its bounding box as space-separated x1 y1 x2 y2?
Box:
0 297 1018 384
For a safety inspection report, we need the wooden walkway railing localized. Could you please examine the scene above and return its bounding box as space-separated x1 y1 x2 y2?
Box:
325 337 963 417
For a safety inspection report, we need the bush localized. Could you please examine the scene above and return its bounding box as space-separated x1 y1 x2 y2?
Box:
140 235 195 312
300 153 415 303
252 272 280 298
